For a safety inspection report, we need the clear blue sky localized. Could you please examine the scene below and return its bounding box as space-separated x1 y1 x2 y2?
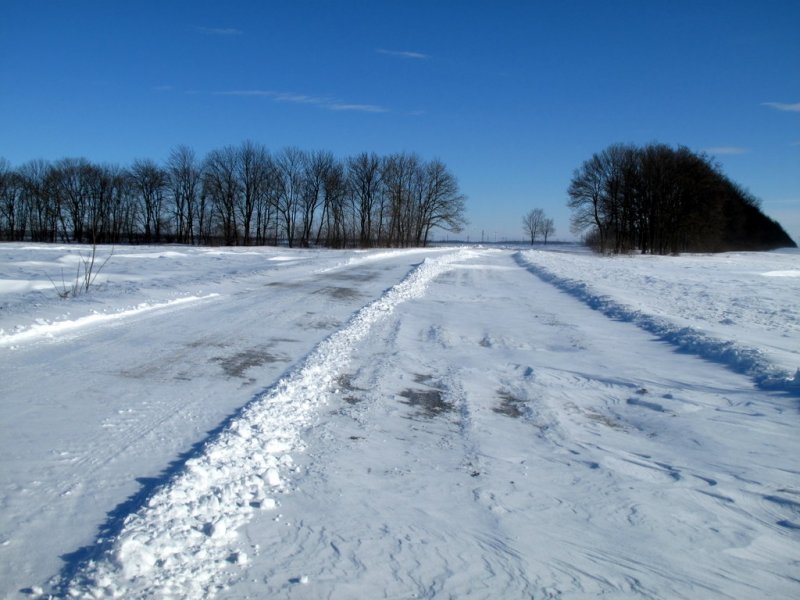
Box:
1 0 798 242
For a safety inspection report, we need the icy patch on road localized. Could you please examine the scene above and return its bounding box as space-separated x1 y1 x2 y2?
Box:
762 270 800 277
514 252 799 393
0 294 220 348
61 249 471 598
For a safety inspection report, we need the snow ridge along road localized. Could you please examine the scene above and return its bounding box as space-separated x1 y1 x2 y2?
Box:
0 294 220 348
61 249 472 598
515 251 800 393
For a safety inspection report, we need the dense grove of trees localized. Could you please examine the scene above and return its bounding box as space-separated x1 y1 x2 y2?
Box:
568 143 795 254
0 143 467 248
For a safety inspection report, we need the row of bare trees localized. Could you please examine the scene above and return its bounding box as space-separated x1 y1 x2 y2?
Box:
567 143 795 254
0 143 467 247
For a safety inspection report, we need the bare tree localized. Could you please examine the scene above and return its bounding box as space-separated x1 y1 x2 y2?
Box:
318 158 348 247
18 160 57 241
415 159 466 245
167 145 200 244
255 156 280 245
347 152 382 247
84 163 116 243
275 147 306 247
567 153 608 251
381 153 420 246
50 158 99 243
103 165 131 243
522 208 545 244
299 150 334 247
202 146 239 245
541 217 555 244
0 159 26 240
130 159 168 243
236 141 271 245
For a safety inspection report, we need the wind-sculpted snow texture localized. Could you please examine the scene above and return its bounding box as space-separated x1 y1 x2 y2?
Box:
60 249 473 598
1 244 799 599
515 249 800 393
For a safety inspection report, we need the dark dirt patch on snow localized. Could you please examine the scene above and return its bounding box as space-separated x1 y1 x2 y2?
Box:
186 339 228 349
399 387 453 418
212 346 290 378
328 269 380 283
493 390 526 418
337 373 366 405
413 373 436 385
303 313 342 330
313 286 362 301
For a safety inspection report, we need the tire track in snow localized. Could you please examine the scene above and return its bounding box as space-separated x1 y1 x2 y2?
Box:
245 314 539 598
59 249 472 599
514 251 800 395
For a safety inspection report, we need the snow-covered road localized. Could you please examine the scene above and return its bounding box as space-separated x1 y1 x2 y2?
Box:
228 249 799 599
1 244 798 598
0 247 453 597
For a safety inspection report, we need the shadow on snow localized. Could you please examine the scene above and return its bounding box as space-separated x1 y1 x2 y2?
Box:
49 368 299 594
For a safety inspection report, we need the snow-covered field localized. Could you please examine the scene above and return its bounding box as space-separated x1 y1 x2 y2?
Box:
1 243 798 599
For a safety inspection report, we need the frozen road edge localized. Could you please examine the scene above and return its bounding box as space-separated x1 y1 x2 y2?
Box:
515 251 800 394
60 249 471 598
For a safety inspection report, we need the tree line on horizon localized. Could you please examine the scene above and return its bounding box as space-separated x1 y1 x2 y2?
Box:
0 142 467 248
567 143 795 254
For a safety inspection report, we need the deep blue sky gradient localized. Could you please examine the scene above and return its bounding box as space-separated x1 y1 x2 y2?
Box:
2 1 798 241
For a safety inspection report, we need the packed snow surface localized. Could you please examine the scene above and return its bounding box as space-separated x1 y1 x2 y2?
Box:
0 243 798 599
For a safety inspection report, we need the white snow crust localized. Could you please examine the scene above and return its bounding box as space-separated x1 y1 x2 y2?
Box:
516 248 800 390
1 243 798 599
